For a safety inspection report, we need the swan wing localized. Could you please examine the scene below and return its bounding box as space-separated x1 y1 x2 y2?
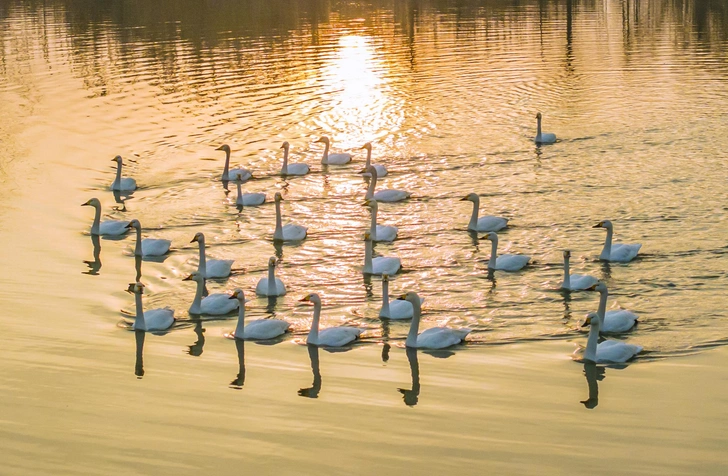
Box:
141 238 171 256
99 220 130 236
227 167 252 182
385 300 414 320
475 216 508 232
375 225 398 242
596 341 642 363
245 319 290 339
137 308 175 331
416 327 471 349
567 273 598 290
373 164 388 177
495 254 531 271
282 224 307 241
241 193 266 206
372 257 402 276
201 293 239 315
373 190 410 203
205 259 234 278
610 243 642 262
326 153 352 165
285 163 310 176
318 326 361 347
603 310 639 333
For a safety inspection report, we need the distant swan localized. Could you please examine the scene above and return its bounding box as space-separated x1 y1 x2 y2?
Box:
580 312 642 363
229 289 290 339
82 198 129 236
399 292 471 349
217 144 253 182
234 174 266 206
593 220 642 262
256 256 287 296
273 192 308 241
128 282 175 332
110 156 137 191
363 165 410 203
460 193 508 232
534 112 557 144
364 199 398 242
379 274 423 320
280 141 310 176
315 136 352 165
589 282 639 333
363 231 401 275
361 142 387 177
184 272 239 315
302 293 361 347
480 232 531 271
126 219 171 257
191 232 234 278
561 250 597 290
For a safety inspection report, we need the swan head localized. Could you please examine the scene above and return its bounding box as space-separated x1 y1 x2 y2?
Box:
593 220 613 230
126 282 144 294
588 281 608 293
361 142 372 151
190 232 205 244
363 231 372 242
216 144 231 153
536 112 542 120
581 312 599 328
397 291 420 305
363 198 378 210
299 293 321 305
126 219 141 230
479 232 498 243
281 141 290 150
229 288 247 302
274 192 283 202
563 250 571 259
382 273 389 282
460 192 478 203
81 198 101 208
268 256 277 267
111 155 123 164
314 136 330 145
359 165 377 178
183 272 204 283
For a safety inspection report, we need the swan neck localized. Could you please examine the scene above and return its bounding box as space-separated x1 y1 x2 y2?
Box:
381 279 390 313
134 292 146 330
274 200 283 238
597 288 608 328
223 149 231 177
365 148 372 167
307 302 321 344
234 303 246 339
600 228 613 260
113 161 122 186
406 299 422 347
268 264 276 295
488 239 498 269
134 226 142 256
197 240 207 277
536 116 543 139
364 239 373 273
281 147 289 173
191 278 204 313
468 198 480 229
365 172 376 200
585 321 600 362
562 255 570 288
91 205 101 234
321 142 330 164
236 181 242 204
369 207 378 239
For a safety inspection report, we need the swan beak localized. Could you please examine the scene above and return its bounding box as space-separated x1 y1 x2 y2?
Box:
182 275 193 281
229 291 239 300
459 196 469 201
396 293 407 300
479 235 491 241
362 200 370 206
125 223 133 229
215 145 225 151
358 168 368 174
81 201 90 206
583 316 593 326
190 236 198 243
299 295 311 302
314 138 323 144
587 284 599 291
592 222 603 228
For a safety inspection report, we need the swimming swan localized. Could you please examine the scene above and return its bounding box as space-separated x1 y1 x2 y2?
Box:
581 312 642 363
128 282 175 332
379 274 423 320
480 232 531 271
273 192 308 241
315 136 352 165
256 256 287 296
399 292 471 349
561 250 597 290
302 293 362 347
229 289 290 339
126 219 171 257
460 193 508 232
280 141 310 176
191 232 234 278
363 199 398 242
184 272 239 315
217 144 253 182
593 220 642 262
363 231 401 275
82 198 129 236
363 165 411 203
234 174 266 206
588 282 639 333
361 142 387 177
110 156 138 191
534 112 557 144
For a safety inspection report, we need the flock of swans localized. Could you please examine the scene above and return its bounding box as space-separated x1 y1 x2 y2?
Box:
83 113 646 369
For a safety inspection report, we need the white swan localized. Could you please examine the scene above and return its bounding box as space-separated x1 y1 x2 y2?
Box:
363 165 411 203
191 232 234 278
82 198 129 236
593 220 642 262
361 142 388 177
379 274 423 320
229 289 290 339
363 199 398 242
460 193 508 232
184 272 239 315
561 250 597 290
256 256 287 296
110 156 137 191
302 293 361 346
280 141 310 176
315 136 352 165
589 282 639 333
581 313 642 363
363 231 401 275
128 282 175 332
273 192 308 241
126 219 171 257
480 232 531 271
216 144 253 182
399 292 471 349
534 112 557 144
234 174 266 206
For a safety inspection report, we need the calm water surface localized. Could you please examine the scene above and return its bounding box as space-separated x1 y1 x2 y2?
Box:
1 0 727 473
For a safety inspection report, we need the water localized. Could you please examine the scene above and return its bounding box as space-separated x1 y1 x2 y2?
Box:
1 0 728 473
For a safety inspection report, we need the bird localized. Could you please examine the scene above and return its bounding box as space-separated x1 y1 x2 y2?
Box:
273 192 308 241
234 174 266 206
460 193 508 232
280 141 310 176
256 256 287 296
579 313 642 363
363 165 410 202
363 199 398 242
379 274 423 320
184 272 239 315
361 142 388 177
363 231 401 275
127 282 175 332
190 232 234 279
315 136 352 165
398 292 471 349
588 282 639 333
534 112 557 144
82 198 129 236
126 219 171 257
216 144 253 182
301 293 361 347
561 250 597 290
229 289 290 339
480 232 531 271
110 156 137 191
593 220 642 262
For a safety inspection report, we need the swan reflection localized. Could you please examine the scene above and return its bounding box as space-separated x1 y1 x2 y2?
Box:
298 344 322 398
581 362 605 409
397 347 420 406
186 320 205 357
134 329 145 378
230 339 246 389
83 234 102 275
134 254 142 282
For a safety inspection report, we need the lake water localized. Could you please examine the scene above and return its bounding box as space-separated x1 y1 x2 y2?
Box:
1 0 727 473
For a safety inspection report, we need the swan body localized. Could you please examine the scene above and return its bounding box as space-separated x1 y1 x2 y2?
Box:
82 198 129 236
126 219 171 257
593 220 642 262
230 289 290 339
302 293 361 347
460 193 508 232
364 199 398 242
234 177 266 206
184 272 239 315
191 232 234 278
273 192 308 241
361 142 388 177
379 274 423 320
128 283 175 332
256 257 287 296
534 112 557 144
280 141 310 176
399 292 471 349
364 231 401 275
581 313 642 363
315 136 352 165
110 156 138 191
480 232 530 271
217 144 253 182
590 282 639 333
364 166 410 202
561 250 597 290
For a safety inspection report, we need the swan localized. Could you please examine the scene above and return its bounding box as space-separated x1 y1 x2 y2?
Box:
315 136 352 165
82 198 129 236
460 193 508 232
399 292 471 349
593 220 642 262
229 289 290 339
363 165 411 203
480 232 531 271
363 199 398 242
301 293 361 347
255 256 287 296
191 232 234 278
280 141 310 176
361 142 388 177
234 174 266 206
128 282 175 332
534 112 557 144
184 272 239 315
561 250 597 290
379 274 423 320
580 313 642 363
363 231 401 275
216 144 253 182
110 156 138 191
126 219 171 257
588 282 639 333
273 192 308 241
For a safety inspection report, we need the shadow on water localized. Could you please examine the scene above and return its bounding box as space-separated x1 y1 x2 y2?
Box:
230 339 246 389
580 362 605 409
83 234 102 275
186 320 205 357
298 344 322 399
398 346 420 407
